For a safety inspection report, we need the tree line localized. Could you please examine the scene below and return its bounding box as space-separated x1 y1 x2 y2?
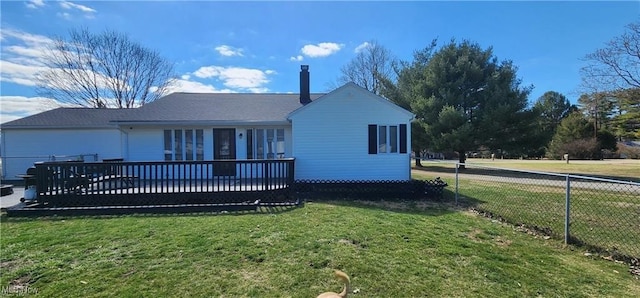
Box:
34 24 639 161
337 23 640 163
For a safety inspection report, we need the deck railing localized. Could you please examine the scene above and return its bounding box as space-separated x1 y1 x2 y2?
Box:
33 158 295 207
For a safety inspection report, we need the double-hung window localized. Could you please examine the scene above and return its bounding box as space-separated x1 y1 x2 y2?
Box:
164 129 204 161
368 124 407 154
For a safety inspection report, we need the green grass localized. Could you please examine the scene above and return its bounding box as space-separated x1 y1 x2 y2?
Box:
413 163 640 260
416 159 640 181
1 202 639 297
454 178 639 257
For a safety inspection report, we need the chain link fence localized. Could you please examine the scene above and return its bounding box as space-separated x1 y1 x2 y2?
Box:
451 163 640 261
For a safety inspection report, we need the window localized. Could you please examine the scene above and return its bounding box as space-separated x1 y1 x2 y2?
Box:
247 128 286 159
266 129 275 159
196 130 204 160
185 129 193 160
276 129 285 157
246 129 254 159
164 129 204 161
256 129 264 159
368 124 407 154
379 126 387 153
389 126 398 153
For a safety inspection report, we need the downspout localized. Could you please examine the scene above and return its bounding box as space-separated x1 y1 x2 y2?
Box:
117 126 130 160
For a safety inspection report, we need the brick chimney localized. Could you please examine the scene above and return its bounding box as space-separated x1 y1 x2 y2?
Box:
300 65 311 104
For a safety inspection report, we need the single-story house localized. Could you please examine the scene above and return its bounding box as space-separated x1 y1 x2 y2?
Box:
0 66 414 182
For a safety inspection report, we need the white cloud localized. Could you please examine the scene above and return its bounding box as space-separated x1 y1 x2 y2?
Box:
214 45 244 57
0 28 54 47
0 60 116 93
26 0 45 9
165 79 234 94
355 42 371 53
0 29 54 85
59 1 96 13
0 96 62 124
5 45 49 63
192 66 272 91
0 60 48 86
301 42 343 58
57 12 72 20
0 28 123 93
58 1 96 19
246 87 270 93
290 55 304 62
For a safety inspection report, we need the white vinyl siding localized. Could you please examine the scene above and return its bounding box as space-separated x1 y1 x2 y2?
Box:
289 84 413 181
0 128 123 179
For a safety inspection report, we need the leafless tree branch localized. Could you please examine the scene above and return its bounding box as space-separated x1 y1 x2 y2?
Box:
337 40 395 95
35 28 176 108
580 21 640 93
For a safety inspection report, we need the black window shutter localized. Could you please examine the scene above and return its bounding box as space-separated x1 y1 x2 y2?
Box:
399 124 408 154
368 125 378 154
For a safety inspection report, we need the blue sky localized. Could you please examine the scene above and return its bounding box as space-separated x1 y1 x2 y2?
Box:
1 1 638 123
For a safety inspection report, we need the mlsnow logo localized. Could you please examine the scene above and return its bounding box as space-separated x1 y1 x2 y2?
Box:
1 285 39 296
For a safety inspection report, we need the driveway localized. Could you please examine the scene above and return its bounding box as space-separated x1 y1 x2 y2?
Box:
1 186 24 210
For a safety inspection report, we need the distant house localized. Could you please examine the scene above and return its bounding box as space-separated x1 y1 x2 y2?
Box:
0 66 414 181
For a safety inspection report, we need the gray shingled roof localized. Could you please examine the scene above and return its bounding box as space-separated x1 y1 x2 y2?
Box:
0 108 135 129
117 92 325 124
0 93 325 128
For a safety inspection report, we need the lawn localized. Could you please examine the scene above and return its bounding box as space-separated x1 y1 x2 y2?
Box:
413 160 640 260
415 159 640 181
1 201 639 297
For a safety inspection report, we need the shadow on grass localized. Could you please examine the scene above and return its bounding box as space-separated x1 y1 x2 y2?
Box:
0 185 485 222
0 202 301 222
301 188 475 217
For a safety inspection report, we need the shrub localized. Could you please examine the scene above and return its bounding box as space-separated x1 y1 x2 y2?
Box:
617 142 640 159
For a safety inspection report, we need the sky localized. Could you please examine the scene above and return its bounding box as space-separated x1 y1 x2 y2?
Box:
1 0 639 123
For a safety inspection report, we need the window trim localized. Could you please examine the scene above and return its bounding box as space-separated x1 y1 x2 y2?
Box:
368 124 408 155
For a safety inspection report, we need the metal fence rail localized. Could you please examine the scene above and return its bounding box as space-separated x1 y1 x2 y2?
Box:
453 163 640 260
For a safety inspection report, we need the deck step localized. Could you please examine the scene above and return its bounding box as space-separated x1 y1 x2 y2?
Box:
1 185 14 197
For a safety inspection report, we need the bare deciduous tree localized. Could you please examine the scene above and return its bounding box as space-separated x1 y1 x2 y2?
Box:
338 40 395 95
36 28 175 108
581 21 640 91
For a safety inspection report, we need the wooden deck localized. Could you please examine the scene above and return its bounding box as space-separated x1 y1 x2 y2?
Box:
6 159 298 216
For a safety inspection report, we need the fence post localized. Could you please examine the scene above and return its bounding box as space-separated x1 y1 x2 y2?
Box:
455 163 459 205
564 174 571 246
